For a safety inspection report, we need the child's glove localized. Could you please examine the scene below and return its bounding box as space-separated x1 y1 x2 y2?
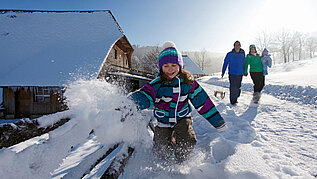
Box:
216 123 227 132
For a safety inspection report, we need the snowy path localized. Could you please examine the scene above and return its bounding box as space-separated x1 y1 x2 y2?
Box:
201 82 317 178
1 57 316 178
122 82 316 178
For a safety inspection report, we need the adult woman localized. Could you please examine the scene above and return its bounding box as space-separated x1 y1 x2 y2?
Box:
244 44 264 103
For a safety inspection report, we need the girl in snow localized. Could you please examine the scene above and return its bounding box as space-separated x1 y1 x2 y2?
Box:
244 44 264 103
261 48 272 86
129 41 227 163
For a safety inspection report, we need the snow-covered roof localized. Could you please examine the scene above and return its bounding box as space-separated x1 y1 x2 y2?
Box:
182 55 205 75
0 10 124 86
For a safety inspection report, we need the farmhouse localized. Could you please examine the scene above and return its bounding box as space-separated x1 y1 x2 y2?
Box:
0 10 151 119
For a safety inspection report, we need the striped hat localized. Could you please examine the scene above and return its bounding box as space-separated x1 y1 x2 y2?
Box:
158 41 183 70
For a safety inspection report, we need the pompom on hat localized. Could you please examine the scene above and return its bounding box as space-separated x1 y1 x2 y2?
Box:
158 41 183 70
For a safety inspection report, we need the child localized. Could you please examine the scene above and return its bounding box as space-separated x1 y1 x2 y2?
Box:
261 48 272 86
129 41 227 163
244 44 264 103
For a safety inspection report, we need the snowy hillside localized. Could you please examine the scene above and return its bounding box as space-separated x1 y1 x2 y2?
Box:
0 58 316 178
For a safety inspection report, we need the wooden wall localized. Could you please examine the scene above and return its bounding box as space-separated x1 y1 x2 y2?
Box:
98 43 130 79
2 87 64 119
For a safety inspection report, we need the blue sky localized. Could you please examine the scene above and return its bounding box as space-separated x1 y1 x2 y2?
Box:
1 0 317 52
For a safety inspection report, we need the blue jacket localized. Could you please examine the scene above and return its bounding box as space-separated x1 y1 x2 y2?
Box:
222 49 245 75
261 55 272 75
129 76 225 129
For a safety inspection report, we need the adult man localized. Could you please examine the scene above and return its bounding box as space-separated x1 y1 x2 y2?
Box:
221 41 245 105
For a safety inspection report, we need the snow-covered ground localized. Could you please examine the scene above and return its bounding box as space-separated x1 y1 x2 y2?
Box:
0 58 316 178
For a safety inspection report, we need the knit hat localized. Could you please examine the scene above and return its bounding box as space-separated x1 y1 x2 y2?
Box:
158 41 183 70
249 44 256 50
262 48 269 55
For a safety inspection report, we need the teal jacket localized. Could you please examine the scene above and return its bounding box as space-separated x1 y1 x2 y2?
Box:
129 76 225 129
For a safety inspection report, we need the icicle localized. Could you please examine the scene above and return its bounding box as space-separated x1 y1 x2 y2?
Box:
10 87 20 92
30 87 35 93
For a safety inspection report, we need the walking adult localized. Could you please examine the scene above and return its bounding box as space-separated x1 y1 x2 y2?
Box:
244 44 264 103
222 41 245 105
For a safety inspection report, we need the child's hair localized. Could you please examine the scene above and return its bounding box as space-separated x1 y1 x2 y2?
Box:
159 68 194 84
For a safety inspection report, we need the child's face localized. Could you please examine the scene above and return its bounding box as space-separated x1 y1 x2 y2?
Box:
162 63 180 79
251 48 256 54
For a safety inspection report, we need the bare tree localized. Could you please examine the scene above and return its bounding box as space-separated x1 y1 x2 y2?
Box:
293 31 305 60
185 51 224 74
142 46 160 74
131 55 141 70
254 29 317 64
289 32 298 61
193 49 209 71
131 44 162 75
255 30 274 53
306 37 317 58
275 29 292 63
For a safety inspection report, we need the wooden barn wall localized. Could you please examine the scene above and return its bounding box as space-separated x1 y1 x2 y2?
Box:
98 44 129 79
3 87 15 115
31 92 61 115
16 87 32 117
2 87 63 118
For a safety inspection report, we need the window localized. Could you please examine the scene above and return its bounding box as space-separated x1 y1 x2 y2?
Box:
114 49 117 59
34 87 50 103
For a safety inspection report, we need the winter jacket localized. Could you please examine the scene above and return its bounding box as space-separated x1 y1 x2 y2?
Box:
261 55 272 75
222 49 245 75
129 76 225 129
244 54 263 74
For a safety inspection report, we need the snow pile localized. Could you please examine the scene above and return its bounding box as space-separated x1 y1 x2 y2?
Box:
0 80 152 178
64 79 152 147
